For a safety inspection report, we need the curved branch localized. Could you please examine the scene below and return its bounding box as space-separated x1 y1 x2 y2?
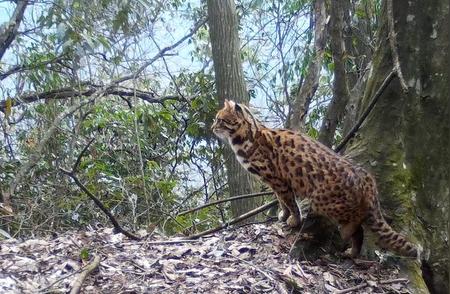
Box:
60 168 141 241
59 136 141 241
0 17 207 111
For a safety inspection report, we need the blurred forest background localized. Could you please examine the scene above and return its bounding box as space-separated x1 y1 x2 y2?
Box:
0 0 448 292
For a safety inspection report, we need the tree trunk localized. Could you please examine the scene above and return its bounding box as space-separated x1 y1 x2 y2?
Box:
207 0 257 218
318 0 350 147
346 0 449 293
289 0 327 131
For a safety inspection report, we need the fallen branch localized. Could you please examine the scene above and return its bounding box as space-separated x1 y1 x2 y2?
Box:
379 278 409 285
144 239 200 245
226 252 276 282
178 191 273 216
334 70 396 153
335 277 409 294
335 282 368 294
69 255 101 294
186 200 277 239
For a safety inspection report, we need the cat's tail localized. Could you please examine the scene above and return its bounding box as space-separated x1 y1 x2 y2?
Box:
364 199 419 258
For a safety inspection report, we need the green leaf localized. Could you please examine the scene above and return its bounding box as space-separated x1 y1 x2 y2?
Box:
80 248 90 261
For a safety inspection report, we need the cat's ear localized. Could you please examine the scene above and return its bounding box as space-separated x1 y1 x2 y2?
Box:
224 99 234 109
234 103 244 116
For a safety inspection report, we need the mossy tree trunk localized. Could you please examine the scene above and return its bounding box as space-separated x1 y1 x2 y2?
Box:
346 0 449 293
207 0 257 218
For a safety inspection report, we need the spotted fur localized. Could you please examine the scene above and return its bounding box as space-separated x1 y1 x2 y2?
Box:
212 100 418 258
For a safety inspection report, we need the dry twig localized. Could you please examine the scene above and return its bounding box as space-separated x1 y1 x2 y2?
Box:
69 255 101 294
335 277 409 294
335 282 368 294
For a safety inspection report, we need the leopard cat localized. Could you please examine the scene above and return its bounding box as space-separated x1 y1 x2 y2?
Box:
211 99 419 258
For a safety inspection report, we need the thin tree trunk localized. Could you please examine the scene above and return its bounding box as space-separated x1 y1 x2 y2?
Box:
0 0 28 61
207 0 257 218
289 0 327 131
346 0 449 292
318 0 350 147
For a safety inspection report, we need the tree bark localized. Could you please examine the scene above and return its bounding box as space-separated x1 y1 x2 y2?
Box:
346 0 449 293
318 0 350 147
207 0 257 218
289 0 327 131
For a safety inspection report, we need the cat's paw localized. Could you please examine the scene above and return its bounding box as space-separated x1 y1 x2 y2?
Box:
287 215 301 228
278 209 289 222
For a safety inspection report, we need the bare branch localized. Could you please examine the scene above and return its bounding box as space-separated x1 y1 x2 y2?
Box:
0 85 181 111
387 0 408 93
59 168 141 241
0 0 28 61
0 54 68 80
59 139 141 241
186 200 277 239
335 71 395 153
335 282 368 294
73 138 95 173
178 191 274 216
112 17 208 85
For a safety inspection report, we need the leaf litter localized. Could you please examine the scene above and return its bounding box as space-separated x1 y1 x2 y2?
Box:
0 223 412 293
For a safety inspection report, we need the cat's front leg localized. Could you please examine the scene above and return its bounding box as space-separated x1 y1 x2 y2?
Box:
275 190 301 227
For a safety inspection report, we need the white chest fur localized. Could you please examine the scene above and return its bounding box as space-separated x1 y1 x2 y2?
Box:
228 137 251 170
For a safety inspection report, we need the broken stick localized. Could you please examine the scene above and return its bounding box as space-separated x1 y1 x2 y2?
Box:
70 255 101 294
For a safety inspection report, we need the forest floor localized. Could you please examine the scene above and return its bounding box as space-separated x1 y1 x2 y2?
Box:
0 222 413 293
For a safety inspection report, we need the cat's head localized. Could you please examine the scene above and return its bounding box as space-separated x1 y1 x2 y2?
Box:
211 99 260 141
